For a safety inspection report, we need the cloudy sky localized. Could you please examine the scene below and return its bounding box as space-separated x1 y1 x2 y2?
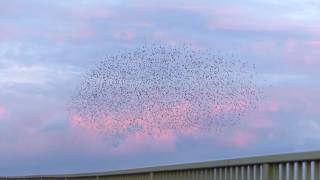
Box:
1 0 320 176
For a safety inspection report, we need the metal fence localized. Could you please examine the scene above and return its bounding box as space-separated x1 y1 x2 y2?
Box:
2 151 320 180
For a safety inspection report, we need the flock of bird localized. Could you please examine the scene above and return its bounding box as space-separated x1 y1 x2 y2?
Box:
69 44 260 144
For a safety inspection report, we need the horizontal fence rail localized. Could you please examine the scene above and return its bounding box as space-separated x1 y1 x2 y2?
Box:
2 151 320 180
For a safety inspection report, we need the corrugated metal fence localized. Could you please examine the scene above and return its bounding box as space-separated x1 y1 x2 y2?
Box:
2 151 320 180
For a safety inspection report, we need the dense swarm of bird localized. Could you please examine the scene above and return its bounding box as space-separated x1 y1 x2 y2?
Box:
70 44 260 142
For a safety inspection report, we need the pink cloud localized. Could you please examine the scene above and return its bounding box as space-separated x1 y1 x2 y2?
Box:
247 41 277 53
152 31 203 51
237 99 291 132
152 31 179 46
231 131 257 148
50 26 96 43
0 27 36 42
70 100 203 154
0 105 7 119
281 38 320 65
211 99 252 116
110 129 177 155
185 2 306 37
113 30 136 41
135 21 153 28
273 89 320 114
213 130 258 148
244 112 273 129
70 96 258 154
72 28 96 39
301 47 320 65
69 6 114 20
203 5 310 35
0 127 64 158
286 90 320 115
182 4 246 18
304 40 320 47
283 39 320 65
285 39 298 51
259 100 285 113
209 18 298 33
0 119 113 159
303 55 318 65
241 99 293 129
70 112 178 155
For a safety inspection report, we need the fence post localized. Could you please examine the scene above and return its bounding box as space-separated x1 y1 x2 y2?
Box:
150 172 154 180
315 161 320 180
305 161 311 180
262 164 274 180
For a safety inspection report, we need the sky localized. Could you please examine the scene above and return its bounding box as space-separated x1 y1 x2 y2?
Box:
1 0 320 176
